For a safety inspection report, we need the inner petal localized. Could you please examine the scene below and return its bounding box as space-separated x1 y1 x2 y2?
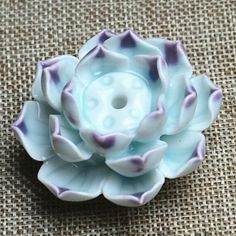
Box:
81 72 152 134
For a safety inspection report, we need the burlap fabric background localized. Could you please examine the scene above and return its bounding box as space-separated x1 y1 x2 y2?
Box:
1 0 235 235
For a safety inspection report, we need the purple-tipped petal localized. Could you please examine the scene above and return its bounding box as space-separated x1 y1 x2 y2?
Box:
164 42 179 65
168 85 197 134
49 115 93 162
12 101 56 161
120 30 137 48
164 79 197 135
129 55 168 110
146 38 192 80
80 129 133 155
92 133 115 149
159 130 206 178
40 55 79 111
103 169 165 207
79 29 116 59
14 119 28 135
135 95 166 142
38 155 111 201
147 56 161 82
32 57 64 102
76 45 129 86
106 140 167 177
188 75 223 131
103 29 162 57
61 80 81 129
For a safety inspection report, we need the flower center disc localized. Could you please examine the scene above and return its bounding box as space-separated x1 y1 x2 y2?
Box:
83 72 151 134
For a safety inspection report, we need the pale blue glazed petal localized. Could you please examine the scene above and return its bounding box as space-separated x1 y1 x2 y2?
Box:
106 140 167 177
79 29 116 59
38 155 110 201
12 101 56 161
103 30 162 57
40 55 79 111
146 38 194 135
61 80 81 129
164 78 197 134
49 115 93 162
75 45 129 86
135 95 166 142
80 129 133 155
32 62 47 102
188 75 223 131
103 169 165 207
129 55 168 109
159 130 205 178
146 38 192 79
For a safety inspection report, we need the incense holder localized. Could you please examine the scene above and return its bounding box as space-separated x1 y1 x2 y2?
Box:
12 29 222 207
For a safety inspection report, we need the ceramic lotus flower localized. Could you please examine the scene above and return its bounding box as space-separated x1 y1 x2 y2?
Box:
12 29 222 207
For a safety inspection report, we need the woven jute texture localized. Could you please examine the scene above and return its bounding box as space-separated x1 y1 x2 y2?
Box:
1 0 236 235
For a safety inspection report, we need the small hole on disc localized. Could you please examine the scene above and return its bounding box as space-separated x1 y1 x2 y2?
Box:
111 95 128 109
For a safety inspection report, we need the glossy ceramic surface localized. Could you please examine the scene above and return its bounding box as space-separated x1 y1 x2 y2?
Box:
12 29 222 207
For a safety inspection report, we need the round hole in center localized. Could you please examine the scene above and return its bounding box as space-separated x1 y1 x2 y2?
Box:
111 95 128 109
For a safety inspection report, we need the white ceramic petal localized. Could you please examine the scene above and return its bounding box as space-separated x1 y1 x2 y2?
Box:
38 155 110 201
75 45 129 86
12 101 56 161
80 129 133 155
103 169 165 207
188 75 223 131
49 115 93 162
135 95 166 142
106 140 167 177
146 38 192 79
164 79 197 134
40 55 79 111
159 130 206 178
79 29 116 59
103 29 162 57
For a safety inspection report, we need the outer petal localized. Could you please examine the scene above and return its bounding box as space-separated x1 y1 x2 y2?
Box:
40 55 79 111
80 129 133 155
146 38 192 79
103 169 165 207
49 115 93 162
135 95 166 142
75 45 129 86
79 29 116 59
103 29 162 57
38 155 110 201
188 75 223 131
32 62 47 102
61 80 81 129
12 101 56 161
164 79 198 134
158 130 206 178
106 140 167 177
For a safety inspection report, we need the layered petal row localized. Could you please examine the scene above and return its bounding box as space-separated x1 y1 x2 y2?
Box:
13 29 222 207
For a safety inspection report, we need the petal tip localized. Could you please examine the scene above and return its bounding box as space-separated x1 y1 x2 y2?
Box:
184 86 197 108
120 30 139 48
211 88 223 102
12 120 28 135
98 29 115 43
92 133 115 149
